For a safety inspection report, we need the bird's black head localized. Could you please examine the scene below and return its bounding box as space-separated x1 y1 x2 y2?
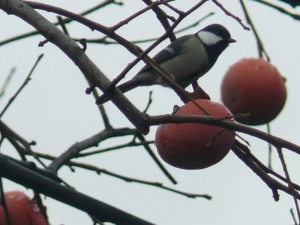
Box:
197 24 236 64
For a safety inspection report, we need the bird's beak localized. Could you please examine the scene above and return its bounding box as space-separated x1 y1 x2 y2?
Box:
228 38 237 43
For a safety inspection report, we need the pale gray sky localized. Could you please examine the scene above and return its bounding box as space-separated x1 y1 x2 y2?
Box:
0 1 300 224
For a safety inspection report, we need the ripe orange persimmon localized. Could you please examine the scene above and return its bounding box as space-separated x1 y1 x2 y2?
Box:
221 58 286 125
0 191 47 225
155 99 235 170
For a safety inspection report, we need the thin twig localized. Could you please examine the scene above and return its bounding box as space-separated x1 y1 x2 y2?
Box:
136 133 177 184
142 0 176 41
143 91 153 114
234 141 300 191
0 120 46 166
0 0 122 46
252 0 300 20
111 1 169 31
47 128 139 172
290 208 298 225
0 67 16 99
212 0 250 30
75 12 214 45
231 141 300 201
57 16 69 35
24 151 211 199
161 1 184 15
239 0 270 61
277 147 300 222
77 139 154 157
85 79 113 129
267 123 273 169
0 54 44 118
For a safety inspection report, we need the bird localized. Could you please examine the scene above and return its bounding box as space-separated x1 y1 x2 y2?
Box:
96 23 236 105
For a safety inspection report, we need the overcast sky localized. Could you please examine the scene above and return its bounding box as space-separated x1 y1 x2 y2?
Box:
1 1 300 224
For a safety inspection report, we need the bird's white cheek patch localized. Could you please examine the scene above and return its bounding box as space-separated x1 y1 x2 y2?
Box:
198 31 223 45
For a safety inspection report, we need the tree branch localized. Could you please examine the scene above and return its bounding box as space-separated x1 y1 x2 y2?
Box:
0 153 155 225
0 0 151 134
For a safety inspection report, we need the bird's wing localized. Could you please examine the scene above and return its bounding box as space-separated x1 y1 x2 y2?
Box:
137 35 192 74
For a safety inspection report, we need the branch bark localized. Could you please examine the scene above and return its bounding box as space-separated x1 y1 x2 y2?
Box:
0 154 155 225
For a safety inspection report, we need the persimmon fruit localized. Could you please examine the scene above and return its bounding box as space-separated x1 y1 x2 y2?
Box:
0 191 47 225
155 99 235 170
221 58 286 125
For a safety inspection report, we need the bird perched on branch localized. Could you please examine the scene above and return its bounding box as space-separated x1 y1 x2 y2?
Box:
96 23 236 105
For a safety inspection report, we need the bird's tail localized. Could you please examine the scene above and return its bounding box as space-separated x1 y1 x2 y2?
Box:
95 79 139 105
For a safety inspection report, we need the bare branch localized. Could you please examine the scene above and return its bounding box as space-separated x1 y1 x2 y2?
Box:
142 0 177 41
0 154 155 225
276 147 300 221
239 0 270 61
25 151 211 199
72 12 215 45
0 54 44 118
47 128 138 172
252 0 300 20
0 67 16 99
232 142 300 201
150 114 300 155
212 0 250 30
0 0 122 46
1 0 151 134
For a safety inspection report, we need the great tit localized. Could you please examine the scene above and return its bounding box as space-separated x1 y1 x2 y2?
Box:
96 23 236 104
